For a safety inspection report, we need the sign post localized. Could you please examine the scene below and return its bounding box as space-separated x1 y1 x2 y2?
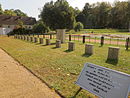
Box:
76 63 130 98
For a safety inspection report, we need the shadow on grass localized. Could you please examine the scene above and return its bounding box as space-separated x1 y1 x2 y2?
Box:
99 45 103 47
106 59 118 65
64 50 74 53
51 47 57 49
82 53 92 57
126 49 130 52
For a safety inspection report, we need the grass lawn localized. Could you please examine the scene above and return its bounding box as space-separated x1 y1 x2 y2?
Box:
0 36 130 98
67 29 130 35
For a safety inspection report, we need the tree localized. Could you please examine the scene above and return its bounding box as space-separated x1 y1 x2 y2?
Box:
0 4 3 14
111 1 128 29
33 21 50 33
40 0 75 30
4 9 17 16
14 9 27 16
74 22 84 32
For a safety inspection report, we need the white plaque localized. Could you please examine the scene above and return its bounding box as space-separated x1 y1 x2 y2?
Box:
76 63 130 98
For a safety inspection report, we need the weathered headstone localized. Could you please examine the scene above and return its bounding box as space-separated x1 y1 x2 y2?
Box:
68 42 75 51
19 35 21 39
15 35 18 39
21 36 23 40
30 37 33 42
107 47 120 60
85 44 94 55
27 36 29 41
56 40 61 48
46 39 50 45
39 38 44 44
56 29 66 43
34 37 38 43
24 36 26 40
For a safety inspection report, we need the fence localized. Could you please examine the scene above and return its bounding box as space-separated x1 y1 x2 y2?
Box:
13 33 130 47
65 34 128 46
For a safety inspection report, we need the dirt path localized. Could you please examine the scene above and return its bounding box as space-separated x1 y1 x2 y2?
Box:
0 49 60 98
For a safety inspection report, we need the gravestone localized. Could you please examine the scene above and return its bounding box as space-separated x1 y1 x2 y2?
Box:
15 35 18 39
27 36 29 41
56 29 66 43
107 47 120 60
34 37 38 43
85 44 94 55
68 42 75 51
39 38 44 44
21 36 23 40
24 36 26 40
56 40 61 48
30 37 33 42
46 39 50 45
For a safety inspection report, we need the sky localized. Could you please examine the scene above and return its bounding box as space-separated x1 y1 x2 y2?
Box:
0 0 127 20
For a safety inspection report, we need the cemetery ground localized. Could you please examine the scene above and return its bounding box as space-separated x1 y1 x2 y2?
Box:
0 36 130 98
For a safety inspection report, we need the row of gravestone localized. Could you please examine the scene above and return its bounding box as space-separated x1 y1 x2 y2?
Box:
14 35 119 61
68 42 119 61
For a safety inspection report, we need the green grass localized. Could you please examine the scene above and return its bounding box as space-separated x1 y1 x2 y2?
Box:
0 36 130 98
67 29 130 35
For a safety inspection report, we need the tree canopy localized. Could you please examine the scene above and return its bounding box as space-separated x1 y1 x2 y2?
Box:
40 0 75 30
0 4 27 16
76 1 130 29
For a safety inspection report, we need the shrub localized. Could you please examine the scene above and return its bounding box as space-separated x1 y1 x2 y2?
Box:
74 22 84 32
33 21 50 34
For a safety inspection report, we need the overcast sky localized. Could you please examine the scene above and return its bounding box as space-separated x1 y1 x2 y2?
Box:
0 0 127 20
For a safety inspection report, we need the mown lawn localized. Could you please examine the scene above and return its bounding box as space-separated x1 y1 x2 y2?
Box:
67 29 130 35
0 36 130 98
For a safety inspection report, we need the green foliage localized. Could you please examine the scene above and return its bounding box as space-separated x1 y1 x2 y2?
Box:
40 0 75 30
74 22 84 32
0 4 3 14
76 1 129 29
8 28 32 35
33 21 50 33
3 9 27 16
0 3 27 16
14 9 27 16
4 9 17 16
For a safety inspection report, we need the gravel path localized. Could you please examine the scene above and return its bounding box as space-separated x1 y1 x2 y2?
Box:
0 49 60 98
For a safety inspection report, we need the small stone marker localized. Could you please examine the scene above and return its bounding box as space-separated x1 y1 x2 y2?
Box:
46 39 50 45
18 35 20 39
19 36 21 39
85 44 94 55
56 29 66 43
39 38 44 44
56 40 61 48
76 63 130 98
30 37 33 42
34 37 38 43
107 47 120 60
68 42 75 51
15 35 17 39
24 36 26 40
27 36 29 41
